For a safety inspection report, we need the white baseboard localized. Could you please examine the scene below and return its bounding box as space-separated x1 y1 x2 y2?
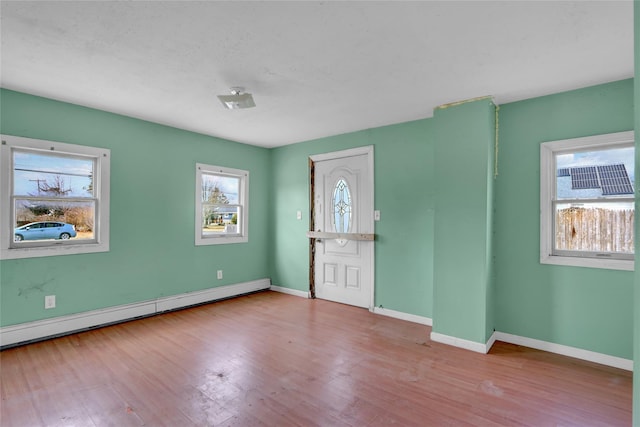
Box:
372 306 432 326
494 331 633 371
486 330 497 351
430 330 632 371
0 278 271 347
269 285 310 299
430 331 493 354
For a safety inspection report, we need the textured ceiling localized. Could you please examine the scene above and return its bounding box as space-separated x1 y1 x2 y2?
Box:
0 1 634 147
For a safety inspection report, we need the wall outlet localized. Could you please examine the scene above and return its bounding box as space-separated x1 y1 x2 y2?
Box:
45 295 56 309
217 270 223 280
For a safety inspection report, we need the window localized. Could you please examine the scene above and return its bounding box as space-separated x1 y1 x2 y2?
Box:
1 135 110 259
195 163 248 245
540 131 634 270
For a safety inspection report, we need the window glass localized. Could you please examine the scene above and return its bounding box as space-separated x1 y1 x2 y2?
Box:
13 151 94 197
201 173 241 236
553 146 634 257
554 201 634 254
556 147 634 199
13 150 96 243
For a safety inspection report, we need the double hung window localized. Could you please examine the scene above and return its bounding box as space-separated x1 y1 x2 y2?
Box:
1 135 110 259
540 131 634 270
195 163 248 245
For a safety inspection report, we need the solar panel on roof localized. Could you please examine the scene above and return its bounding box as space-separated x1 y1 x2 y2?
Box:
557 168 570 177
570 166 599 190
597 164 634 195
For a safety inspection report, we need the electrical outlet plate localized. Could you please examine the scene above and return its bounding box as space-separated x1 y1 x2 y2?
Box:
45 295 56 309
217 270 223 280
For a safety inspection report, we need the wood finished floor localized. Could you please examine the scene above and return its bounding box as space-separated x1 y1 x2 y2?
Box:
0 291 632 426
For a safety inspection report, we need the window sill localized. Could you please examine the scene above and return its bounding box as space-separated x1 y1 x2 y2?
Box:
195 235 248 246
540 253 634 271
1 241 110 260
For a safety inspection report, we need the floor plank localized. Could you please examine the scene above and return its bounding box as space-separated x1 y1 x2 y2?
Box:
0 291 632 426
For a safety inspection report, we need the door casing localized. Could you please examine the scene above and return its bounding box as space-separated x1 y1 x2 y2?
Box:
309 145 375 310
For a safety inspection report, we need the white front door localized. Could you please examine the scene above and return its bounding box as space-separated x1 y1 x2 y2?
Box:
312 147 374 309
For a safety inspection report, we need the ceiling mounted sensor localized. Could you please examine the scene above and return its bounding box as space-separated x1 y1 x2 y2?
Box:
217 87 256 110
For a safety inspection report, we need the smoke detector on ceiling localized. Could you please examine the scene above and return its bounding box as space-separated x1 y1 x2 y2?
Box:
217 87 256 110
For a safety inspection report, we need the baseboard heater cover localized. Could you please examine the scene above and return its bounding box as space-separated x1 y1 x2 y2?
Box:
0 278 271 349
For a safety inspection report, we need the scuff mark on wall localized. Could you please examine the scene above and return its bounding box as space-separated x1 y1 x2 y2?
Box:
17 277 55 298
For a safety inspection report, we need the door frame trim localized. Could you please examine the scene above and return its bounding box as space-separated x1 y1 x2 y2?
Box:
309 145 375 310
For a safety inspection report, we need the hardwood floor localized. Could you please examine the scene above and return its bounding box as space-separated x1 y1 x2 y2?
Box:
0 291 632 426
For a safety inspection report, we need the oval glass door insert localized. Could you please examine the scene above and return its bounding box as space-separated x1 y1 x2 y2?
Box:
333 178 352 235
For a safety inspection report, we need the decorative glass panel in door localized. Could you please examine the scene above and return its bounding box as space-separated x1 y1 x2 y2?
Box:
332 178 352 233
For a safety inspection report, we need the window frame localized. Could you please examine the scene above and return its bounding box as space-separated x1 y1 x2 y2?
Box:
1 134 110 260
540 130 635 271
195 163 249 246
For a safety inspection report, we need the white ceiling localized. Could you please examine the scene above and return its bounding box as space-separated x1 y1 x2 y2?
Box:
0 1 634 148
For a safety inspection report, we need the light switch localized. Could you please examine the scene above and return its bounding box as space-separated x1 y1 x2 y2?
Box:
374 210 381 221
297 210 302 220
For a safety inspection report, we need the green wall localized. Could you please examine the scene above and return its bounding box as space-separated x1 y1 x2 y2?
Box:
494 79 635 359
0 89 272 326
271 120 435 317
432 98 496 344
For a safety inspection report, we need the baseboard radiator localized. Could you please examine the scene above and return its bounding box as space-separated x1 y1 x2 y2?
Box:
0 278 271 349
